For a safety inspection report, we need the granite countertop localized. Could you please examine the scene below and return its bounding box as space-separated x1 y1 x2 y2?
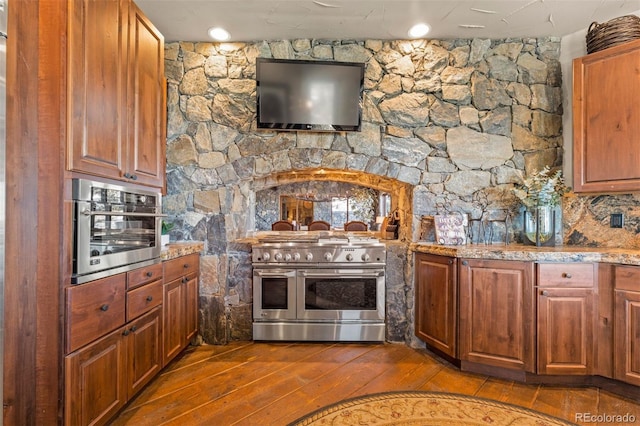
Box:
410 242 640 266
161 242 205 261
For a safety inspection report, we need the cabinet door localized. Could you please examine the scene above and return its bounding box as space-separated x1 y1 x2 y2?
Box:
163 277 185 366
65 327 126 426
185 274 199 341
614 289 640 386
573 39 640 192
126 306 163 398
127 3 166 188
67 0 128 180
459 259 535 372
414 253 457 357
538 288 594 375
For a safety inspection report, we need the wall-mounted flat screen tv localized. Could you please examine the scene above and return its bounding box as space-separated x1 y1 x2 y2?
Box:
256 58 364 132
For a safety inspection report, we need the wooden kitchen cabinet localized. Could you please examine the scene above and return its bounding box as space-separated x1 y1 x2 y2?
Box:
573 39 640 193
414 253 457 358
458 259 535 373
127 2 167 188
65 306 162 426
67 0 165 189
65 274 127 354
163 254 200 366
536 263 595 375
65 265 164 425
614 265 640 386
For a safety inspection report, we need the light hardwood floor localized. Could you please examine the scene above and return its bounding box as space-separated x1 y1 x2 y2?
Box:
111 342 640 425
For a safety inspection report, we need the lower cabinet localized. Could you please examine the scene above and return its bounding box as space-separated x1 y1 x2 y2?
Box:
65 306 162 426
614 265 640 386
458 258 535 373
414 253 457 357
536 263 595 375
163 253 200 366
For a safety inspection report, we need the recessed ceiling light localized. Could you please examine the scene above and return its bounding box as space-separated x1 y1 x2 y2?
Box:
408 23 430 38
208 27 230 41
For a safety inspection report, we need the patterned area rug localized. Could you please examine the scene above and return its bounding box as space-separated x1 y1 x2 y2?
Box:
289 391 576 425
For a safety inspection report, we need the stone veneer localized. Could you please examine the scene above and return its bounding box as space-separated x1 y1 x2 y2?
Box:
164 36 569 344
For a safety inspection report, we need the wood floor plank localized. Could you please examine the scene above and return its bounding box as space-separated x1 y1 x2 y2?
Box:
596 390 640 422
419 364 488 395
245 343 414 425
531 386 600 422
474 377 540 408
348 345 445 395
119 342 296 412
110 343 640 426
113 343 337 425
161 344 378 425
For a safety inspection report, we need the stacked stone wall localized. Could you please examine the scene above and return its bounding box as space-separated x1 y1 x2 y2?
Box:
164 37 564 344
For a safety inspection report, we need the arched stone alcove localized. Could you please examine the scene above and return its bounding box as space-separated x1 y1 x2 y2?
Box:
252 168 413 236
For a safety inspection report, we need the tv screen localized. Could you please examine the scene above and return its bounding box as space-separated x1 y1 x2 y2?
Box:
256 58 364 132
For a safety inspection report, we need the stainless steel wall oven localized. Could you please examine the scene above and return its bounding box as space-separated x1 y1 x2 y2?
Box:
252 235 386 341
72 178 163 284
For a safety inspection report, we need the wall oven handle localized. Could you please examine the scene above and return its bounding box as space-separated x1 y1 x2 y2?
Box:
299 271 384 278
81 209 167 218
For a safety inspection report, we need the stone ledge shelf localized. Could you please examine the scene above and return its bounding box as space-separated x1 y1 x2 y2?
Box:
410 242 640 266
161 242 205 261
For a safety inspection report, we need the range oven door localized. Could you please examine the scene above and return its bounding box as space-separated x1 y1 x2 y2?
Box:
253 268 297 320
297 268 385 322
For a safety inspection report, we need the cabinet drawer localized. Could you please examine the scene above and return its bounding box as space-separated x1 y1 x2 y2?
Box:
537 263 595 288
127 280 163 321
164 253 200 283
614 265 640 292
127 262 163 290
66 274 126 354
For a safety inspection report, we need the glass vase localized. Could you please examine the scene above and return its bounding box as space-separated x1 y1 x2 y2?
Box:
523 205 555 247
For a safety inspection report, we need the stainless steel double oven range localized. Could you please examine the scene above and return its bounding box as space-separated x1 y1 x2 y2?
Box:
71 178 164 284
252 235 386 342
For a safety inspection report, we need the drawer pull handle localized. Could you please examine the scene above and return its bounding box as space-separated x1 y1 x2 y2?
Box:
100 304 109 312
122 329 130 336
146 271 154 277
462 260 468 266
130 326 137 332
562 273 572 279
182 277 188 284
146 296 153 302
184 264 190 269
541 290 549 296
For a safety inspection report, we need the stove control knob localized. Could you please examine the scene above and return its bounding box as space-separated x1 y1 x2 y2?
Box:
361 253 371 262
346 253 354 261
262 252 271 261
293 253 301 261
305 252 314 261
274 253 283 262
324 252 333 261
284 253 292 262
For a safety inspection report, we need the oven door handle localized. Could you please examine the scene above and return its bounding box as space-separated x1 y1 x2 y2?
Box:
254 270 296 277
81 209 167 218
299 271 385 278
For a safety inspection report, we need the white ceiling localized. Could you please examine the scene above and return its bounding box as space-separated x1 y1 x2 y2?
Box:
136 0 640 43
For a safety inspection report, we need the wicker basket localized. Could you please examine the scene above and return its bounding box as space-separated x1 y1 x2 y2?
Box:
586 15 640 53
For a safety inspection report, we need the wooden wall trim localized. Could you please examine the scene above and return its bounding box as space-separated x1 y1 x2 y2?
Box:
4 1 65 424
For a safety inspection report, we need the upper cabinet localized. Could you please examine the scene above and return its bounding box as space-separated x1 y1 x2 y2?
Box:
127 3 166 189
67 0 166 190
573 39 640 193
